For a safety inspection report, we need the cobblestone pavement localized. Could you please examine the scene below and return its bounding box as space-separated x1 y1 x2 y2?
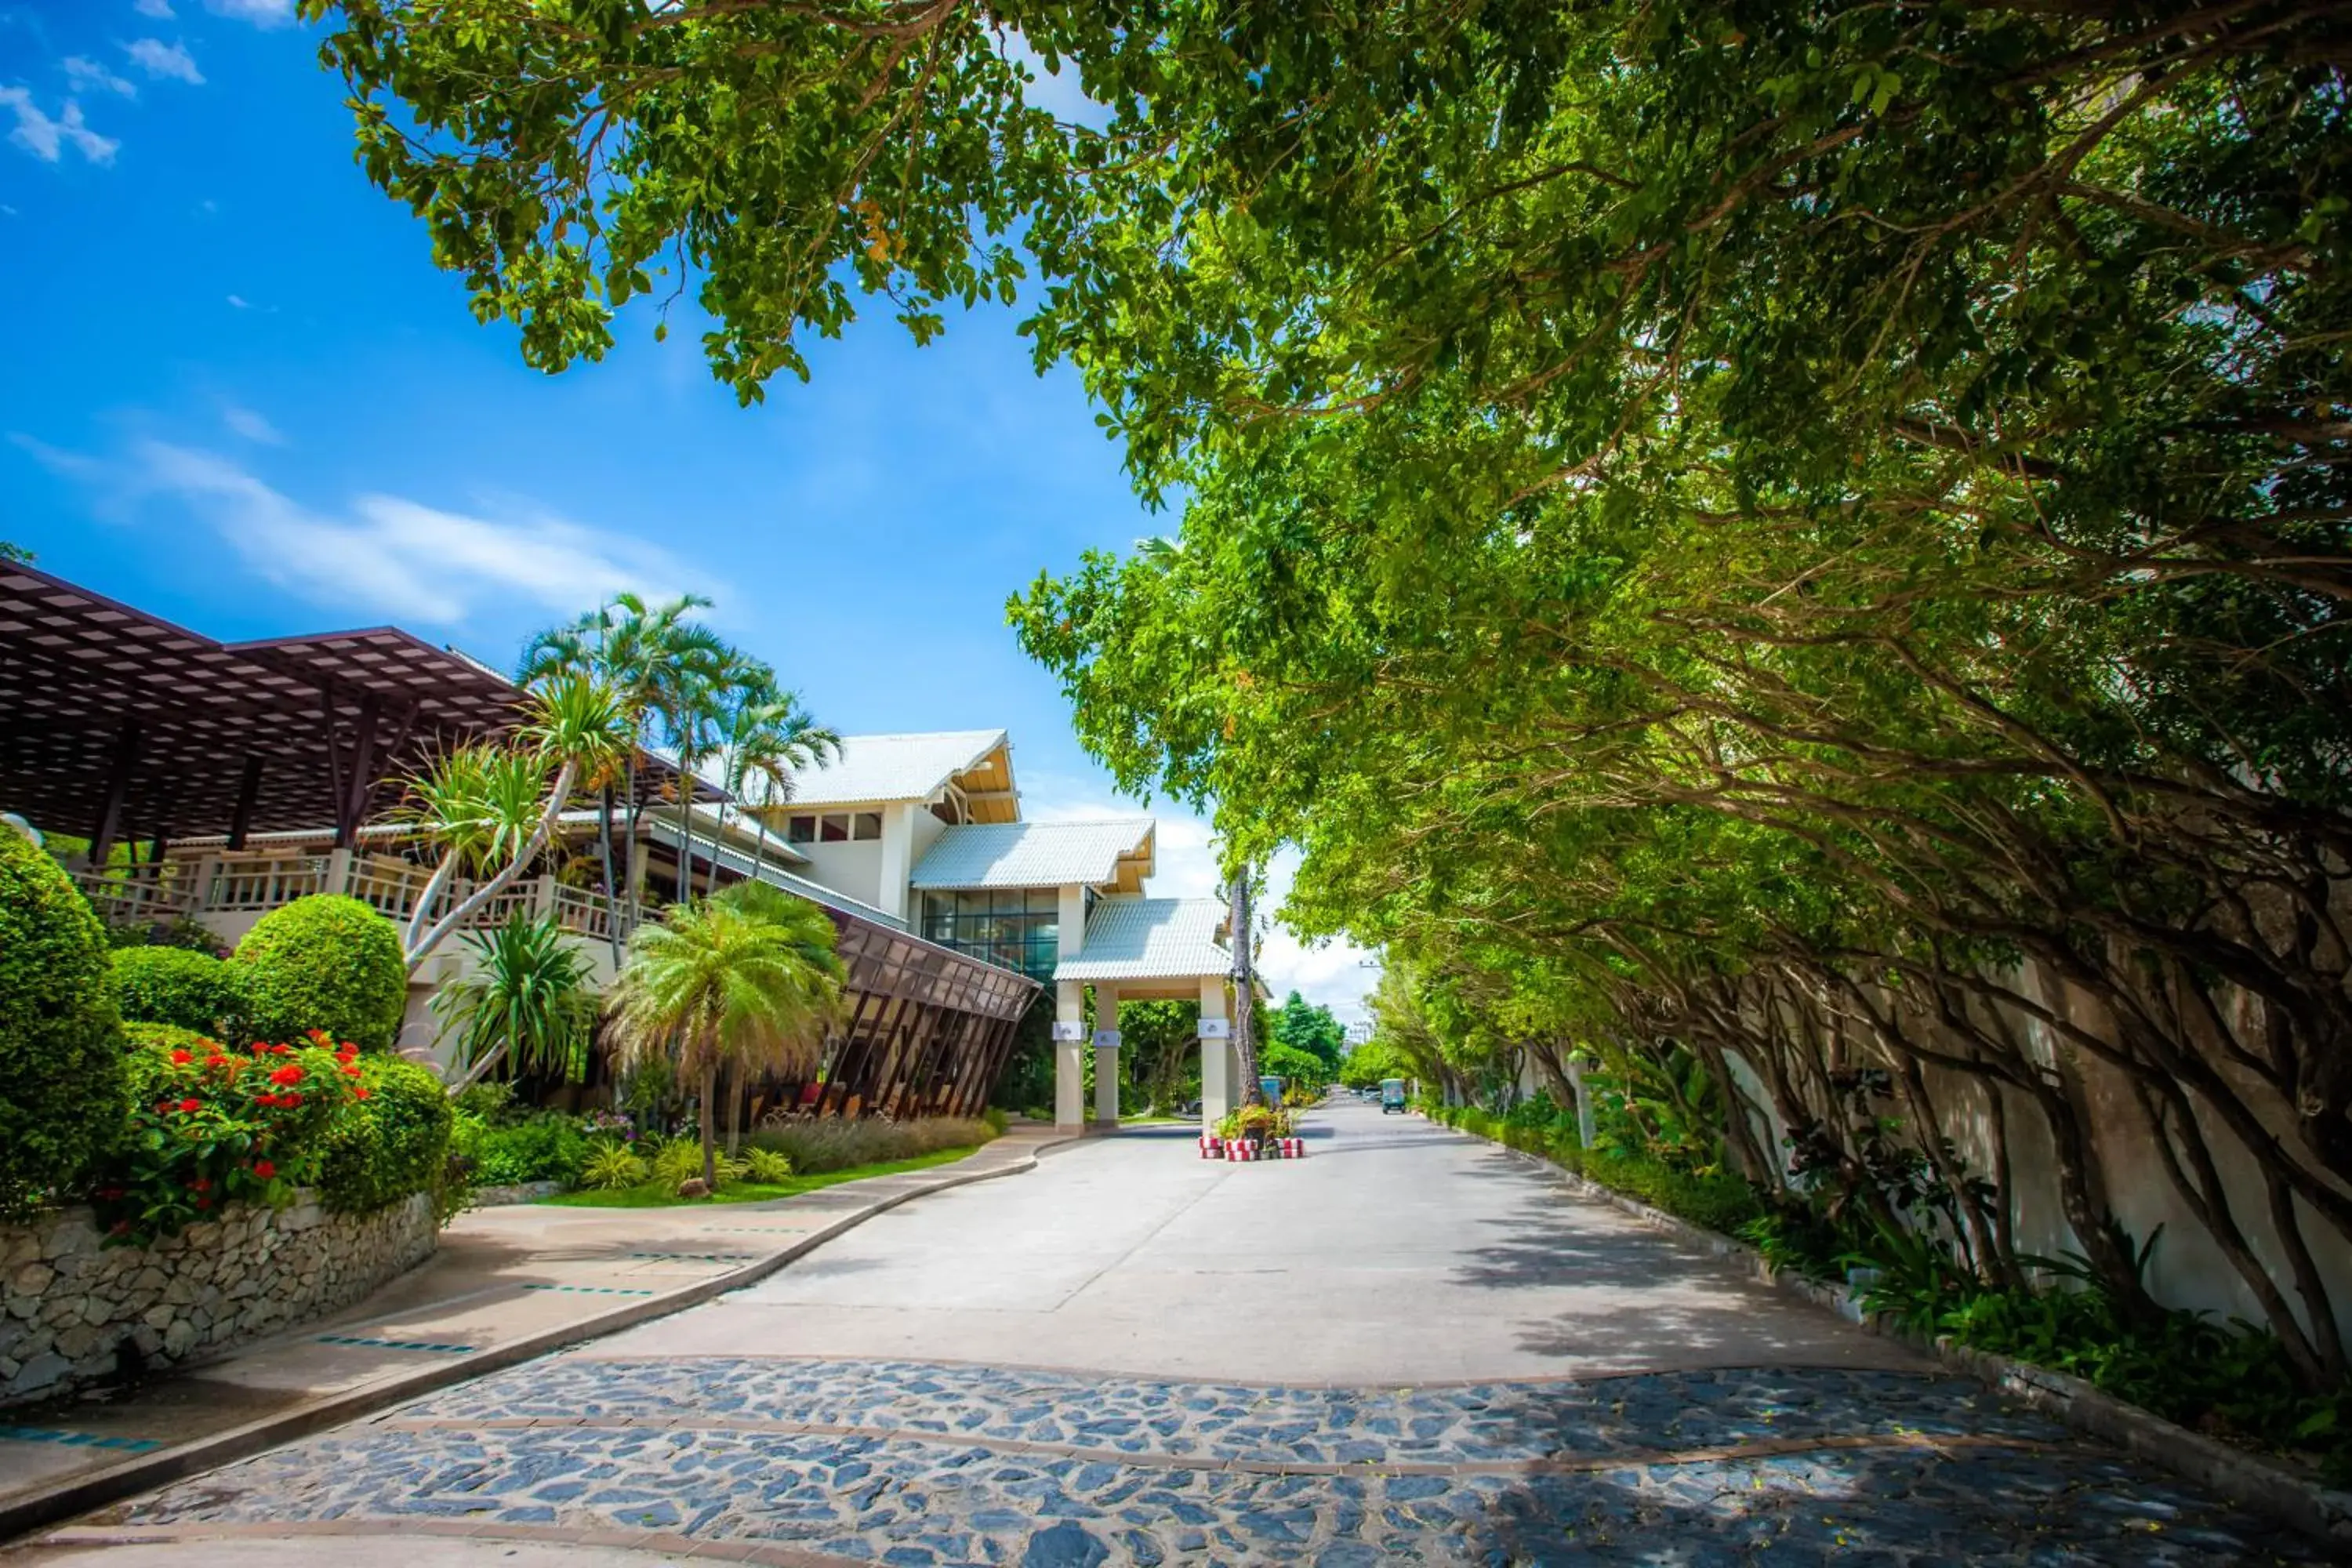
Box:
107 1356 2323 1564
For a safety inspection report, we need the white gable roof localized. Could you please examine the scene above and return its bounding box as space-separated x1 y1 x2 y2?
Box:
778 730 1007 808
910 819 1153 891
1056 897 1232 982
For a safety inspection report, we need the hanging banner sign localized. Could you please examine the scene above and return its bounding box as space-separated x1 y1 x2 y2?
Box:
1051 1022 1086 1041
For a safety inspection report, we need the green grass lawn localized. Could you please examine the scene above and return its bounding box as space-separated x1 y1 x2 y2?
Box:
537 1145 982 1208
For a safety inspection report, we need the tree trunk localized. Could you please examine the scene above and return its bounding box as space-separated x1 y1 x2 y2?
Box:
699 1064 718 1190
597 786 622 967
1230 874 1258 1091
724 1062 744 1155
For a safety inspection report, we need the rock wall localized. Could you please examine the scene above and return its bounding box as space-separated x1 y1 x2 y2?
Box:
0 1191 434 1406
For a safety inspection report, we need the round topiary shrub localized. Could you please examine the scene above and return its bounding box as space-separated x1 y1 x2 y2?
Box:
234 893 408 1052
319 1054 455 1214
112 945 243 1035
0 830 130 1215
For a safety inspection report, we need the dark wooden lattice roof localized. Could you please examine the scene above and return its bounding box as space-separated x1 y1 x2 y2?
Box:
0 562 710 848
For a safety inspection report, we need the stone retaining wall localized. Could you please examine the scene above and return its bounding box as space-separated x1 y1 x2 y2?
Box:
0 1192 435 1406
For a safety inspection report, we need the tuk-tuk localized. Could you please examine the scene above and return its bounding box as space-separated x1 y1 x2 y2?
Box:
1380 1077 1407 1114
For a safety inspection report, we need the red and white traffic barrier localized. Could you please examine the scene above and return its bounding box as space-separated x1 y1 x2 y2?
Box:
1199 1135 1221 1159
1281 1137 1305 1159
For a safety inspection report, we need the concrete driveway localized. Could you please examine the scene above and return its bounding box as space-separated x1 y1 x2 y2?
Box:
589 1098 1922 1383
9 1103 2322 1566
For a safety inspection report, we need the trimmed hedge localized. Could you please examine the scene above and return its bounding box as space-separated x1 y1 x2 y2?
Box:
234 894 408 1052
0 828 129 1215
320 1053 455 1214
112 945 243 1036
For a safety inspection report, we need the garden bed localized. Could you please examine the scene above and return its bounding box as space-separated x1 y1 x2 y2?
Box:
539 1145 983 1207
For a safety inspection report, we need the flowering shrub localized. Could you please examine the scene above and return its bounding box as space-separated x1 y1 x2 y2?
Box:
101 1025 362 1242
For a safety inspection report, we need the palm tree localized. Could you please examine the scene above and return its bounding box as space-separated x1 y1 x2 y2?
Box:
708 681 841 898
430 909 598 1093
603 881 847 1190
521 593 726 944
399 673 631 969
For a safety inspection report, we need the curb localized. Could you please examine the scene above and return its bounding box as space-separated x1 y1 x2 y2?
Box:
1448 1120 2352 1549
0 1134 1077 1546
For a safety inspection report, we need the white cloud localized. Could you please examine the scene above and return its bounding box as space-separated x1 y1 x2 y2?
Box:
133 0 176 16
1019 770 1381 1025
64 56 136 98
226 293 250 308
220 403 283 445
124 38 203 85
205 0 294 24
25 439 713 628
0 89 119 165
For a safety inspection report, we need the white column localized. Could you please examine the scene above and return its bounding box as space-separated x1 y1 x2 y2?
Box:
1092 984 1120 1127
1198 975 1232 1129
877 802 913 921
1054 978 1087 1131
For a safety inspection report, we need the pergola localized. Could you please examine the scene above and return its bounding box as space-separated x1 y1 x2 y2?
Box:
0 561 708 865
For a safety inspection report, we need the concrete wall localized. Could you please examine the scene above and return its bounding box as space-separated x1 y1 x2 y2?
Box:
0 1191 435 1406
790 838 885 911
1719 961 2352 1348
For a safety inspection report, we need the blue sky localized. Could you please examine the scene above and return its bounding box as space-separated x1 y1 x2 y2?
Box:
0 0 1374 1020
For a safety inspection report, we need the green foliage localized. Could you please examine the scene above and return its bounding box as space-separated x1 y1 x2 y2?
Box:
234 895 408 1053
582 1142 651 1190
746 1116 996 1177
651 1136 746 1192
0 824 129 1215
111 946 243 1036
107 916 228 957
742 1147 792 1185
430 910 597 1084
981 1106 1009 1136
318 1053 454 1215
1272 991 1345 1073
1338 1040 1412 1091
606 883 847 1189
466 1112 591 1189
100 1029 350 1242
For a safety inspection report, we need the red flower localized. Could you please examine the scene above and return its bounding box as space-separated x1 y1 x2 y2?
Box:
169 1048 193 1065
269 1065 305 1086
191 1177 210 1192
342 1063 362 1078
194 1196 212 1210
154 1101 173 1115
109 1219 131 1236
285 1093 303 1106
252 1160 277 1179
176 1098 201 1113
353 1087 372 1101
205 1055 230 1071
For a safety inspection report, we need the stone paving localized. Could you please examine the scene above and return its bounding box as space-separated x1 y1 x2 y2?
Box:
107 1356 2324 1564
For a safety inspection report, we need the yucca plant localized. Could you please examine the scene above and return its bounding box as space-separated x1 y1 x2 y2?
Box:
430 909 598 1094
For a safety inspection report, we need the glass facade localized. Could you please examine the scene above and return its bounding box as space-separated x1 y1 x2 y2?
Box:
920 887 1066 982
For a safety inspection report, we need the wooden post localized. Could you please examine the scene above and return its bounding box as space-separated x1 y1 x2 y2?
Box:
87 719 141 871
227 755 262 850
335 691 383 848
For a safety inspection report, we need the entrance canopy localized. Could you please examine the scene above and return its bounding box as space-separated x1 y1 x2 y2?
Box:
0 561 711 858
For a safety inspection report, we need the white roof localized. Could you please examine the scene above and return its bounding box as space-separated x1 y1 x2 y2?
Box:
910 819 1153 891
1056 897 1232 982
778 730 1008 808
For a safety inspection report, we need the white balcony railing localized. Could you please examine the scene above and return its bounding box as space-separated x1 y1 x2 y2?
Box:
84 849 645 950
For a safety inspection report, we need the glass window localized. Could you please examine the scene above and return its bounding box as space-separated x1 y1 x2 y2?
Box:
1029 887 1060 913
852 811 883 840
819 814 850 843
786 815 817 844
